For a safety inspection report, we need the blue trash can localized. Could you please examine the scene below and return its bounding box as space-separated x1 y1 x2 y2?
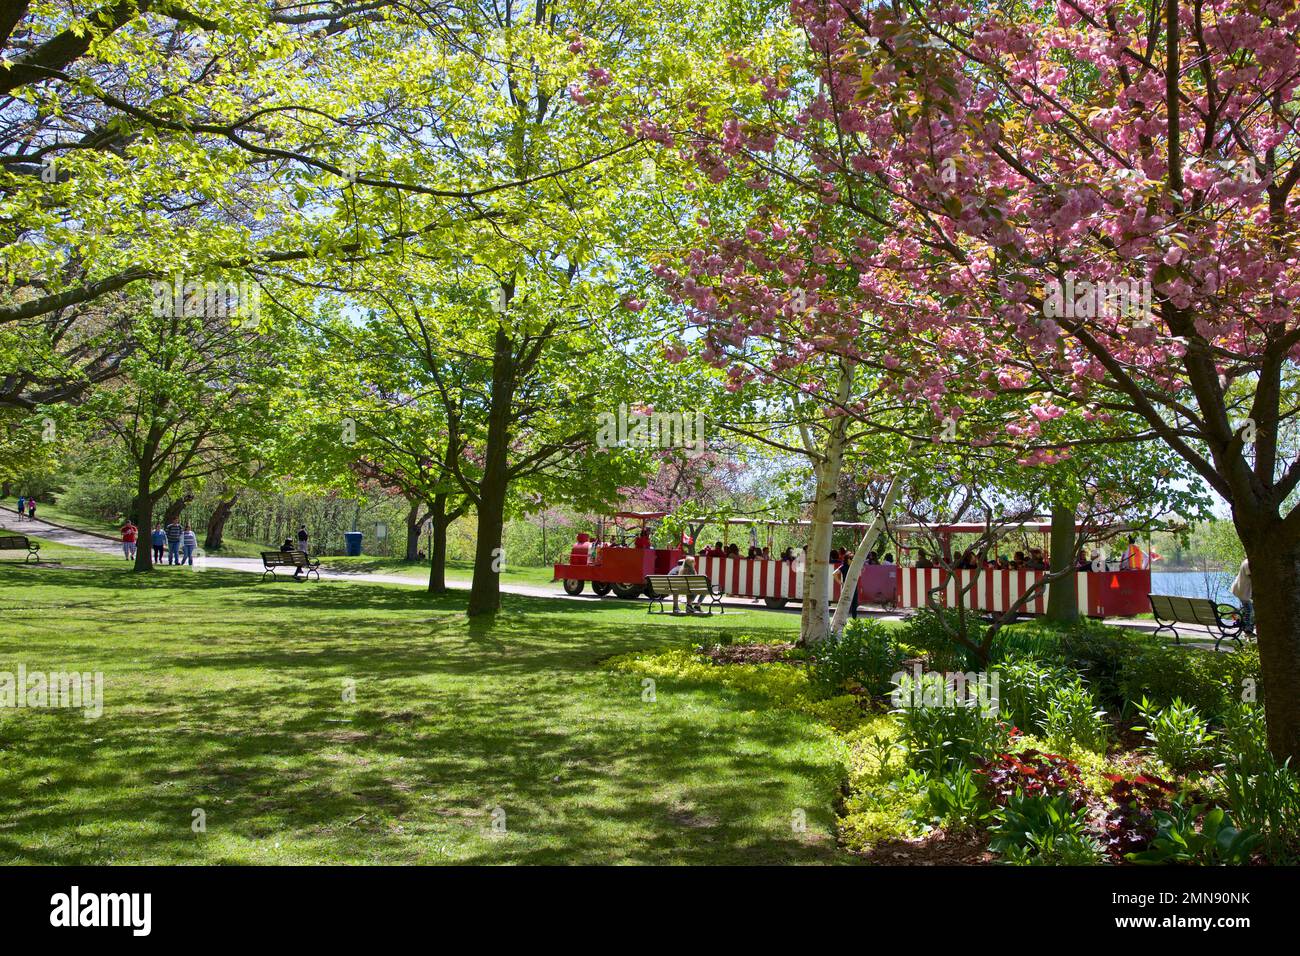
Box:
344 531 363 556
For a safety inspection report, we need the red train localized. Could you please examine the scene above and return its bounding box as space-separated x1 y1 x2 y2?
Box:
553 515 1152 618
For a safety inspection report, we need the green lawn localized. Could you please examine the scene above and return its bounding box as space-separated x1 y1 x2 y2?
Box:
320 555 559 588
0 535 849 864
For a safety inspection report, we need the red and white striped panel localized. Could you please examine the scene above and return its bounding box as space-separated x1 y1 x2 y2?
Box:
898 569 1091 617
695 556 837 601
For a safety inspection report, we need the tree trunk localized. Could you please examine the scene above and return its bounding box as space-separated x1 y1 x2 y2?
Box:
1044 499 1079 624
404 498 426 562
204 492 240 551
132 468 154 573
1240 542 1300 763
830 454 912 636
799 360 854 646
467 325 514 617
163 492 192 525
428 494 451 594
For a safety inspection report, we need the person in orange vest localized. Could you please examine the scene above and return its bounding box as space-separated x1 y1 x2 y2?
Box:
1124 536 1149 570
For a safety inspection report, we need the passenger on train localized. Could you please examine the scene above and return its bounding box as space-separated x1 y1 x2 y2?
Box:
914 549 933 569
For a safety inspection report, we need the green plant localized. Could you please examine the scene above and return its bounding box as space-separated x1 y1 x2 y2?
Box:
1215 753 1300 864
1116 644 1261 720
1132 696 1217 773
1127 802 1262 865
924 768 993 831
1219 702 1271 772
1042 680 1112 755
994 657 1074 734
899 607 983 671
990 791 1101 865
811 619 905 697
892 671 1010 773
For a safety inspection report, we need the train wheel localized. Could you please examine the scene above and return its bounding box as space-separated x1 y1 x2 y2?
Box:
562 578 585 596
610 582 643 599
763 597 789 609
591 581 612 596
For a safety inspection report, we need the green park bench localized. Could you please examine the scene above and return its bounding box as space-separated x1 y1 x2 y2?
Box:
1148 593 1245 651
0 534 40 563
260 550 321 582
645 573 724 616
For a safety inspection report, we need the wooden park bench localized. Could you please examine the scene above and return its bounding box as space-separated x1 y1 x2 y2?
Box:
645 573 724 616
1148 594 1245 651
260 550 321 582
0 534 40 563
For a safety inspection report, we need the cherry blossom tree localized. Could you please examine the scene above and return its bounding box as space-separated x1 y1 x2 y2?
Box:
648 0 1300 760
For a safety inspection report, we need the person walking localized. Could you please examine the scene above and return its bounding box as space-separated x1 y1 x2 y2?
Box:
16 495 24 519
120 518 138 561
1231 559 1254 636
26 497 36 520
164 518 183 565
181 524 198 566
151 523 166 563
295 528 309 580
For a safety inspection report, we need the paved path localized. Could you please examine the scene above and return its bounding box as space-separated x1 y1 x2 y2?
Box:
5 507 1235 642
0 507 802 614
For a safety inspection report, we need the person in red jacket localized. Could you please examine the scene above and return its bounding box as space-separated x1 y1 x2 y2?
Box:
121 519 138 560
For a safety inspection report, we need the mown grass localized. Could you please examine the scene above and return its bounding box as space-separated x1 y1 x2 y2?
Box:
0 534 852 865
320 555 558 588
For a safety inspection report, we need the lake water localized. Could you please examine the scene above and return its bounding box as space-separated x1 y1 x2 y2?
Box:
1150 570 1235 605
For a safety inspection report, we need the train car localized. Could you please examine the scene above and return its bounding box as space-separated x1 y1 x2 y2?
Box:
893 522 1152 618
556 514 1153 619
552 512 683 598
693 552 897 609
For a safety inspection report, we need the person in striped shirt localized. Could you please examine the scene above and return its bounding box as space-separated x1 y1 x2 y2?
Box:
164 520 183 565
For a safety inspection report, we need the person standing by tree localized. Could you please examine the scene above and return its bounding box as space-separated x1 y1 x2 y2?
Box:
1232 560 1254 637
297 524 309 555
151 523 166 564
181 524 198 566
120 518 138 561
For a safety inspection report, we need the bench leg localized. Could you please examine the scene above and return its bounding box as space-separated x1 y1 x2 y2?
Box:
1152 621 1178 644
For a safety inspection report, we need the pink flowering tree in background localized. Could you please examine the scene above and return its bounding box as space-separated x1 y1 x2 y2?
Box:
646 0 1300 760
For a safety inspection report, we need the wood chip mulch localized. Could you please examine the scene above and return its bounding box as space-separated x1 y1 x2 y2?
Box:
859 829 996 866
701 642 797 665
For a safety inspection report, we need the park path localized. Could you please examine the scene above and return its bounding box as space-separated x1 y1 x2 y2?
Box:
0 507 787 613
3 507 1217 640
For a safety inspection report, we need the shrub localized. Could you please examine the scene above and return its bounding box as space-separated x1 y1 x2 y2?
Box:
990 791 1103 865
892 670 1011 773
898 606 984 671
988 623 1065 664
1215 752 1300 865
1042 680 1112 755
1219 702 1271 772
994 657 1074 735
923 768 993 832
810 619 905 698
1126 802 1262 865
1118 645 1261 720
1132 696 1217 774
